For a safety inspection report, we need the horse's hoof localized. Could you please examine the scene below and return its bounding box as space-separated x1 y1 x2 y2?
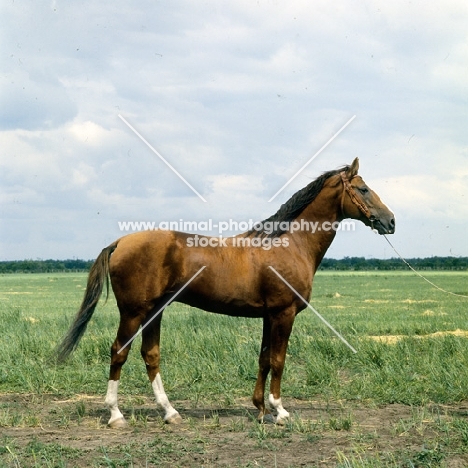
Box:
108 417 127 429
275 415 289 426
165 413 183 424
259 413 276 425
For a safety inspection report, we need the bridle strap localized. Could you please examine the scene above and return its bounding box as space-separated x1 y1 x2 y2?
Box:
340 171 372 219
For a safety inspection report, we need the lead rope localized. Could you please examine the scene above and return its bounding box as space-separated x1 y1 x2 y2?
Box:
383 234 468 298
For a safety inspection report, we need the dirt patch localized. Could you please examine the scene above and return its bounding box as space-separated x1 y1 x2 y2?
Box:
368 329 468 344
2 393 468 467
401 299 437 304
421 309 447 316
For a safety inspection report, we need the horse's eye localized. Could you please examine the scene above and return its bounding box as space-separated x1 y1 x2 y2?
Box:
358 187 369 194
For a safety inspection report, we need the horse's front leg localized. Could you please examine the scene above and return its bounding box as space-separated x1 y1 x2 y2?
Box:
268 307 296 425
252 315 272 422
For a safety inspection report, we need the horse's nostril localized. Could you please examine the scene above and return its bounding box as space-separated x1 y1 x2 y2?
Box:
390 218 395 227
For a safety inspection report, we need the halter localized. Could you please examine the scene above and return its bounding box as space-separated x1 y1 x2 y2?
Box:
339 171 375 227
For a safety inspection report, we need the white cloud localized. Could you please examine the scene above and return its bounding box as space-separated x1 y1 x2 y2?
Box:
207 173 264 199
71 162 97 187
380 174 468 219
67 121 112 146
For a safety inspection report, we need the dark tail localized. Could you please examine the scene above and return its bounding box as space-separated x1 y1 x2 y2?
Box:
56 241 118 363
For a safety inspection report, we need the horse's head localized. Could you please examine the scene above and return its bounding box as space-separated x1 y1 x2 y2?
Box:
340 158 395 235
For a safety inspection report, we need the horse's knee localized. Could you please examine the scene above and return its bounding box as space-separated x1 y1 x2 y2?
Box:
141 347 160 364
109 341 132 372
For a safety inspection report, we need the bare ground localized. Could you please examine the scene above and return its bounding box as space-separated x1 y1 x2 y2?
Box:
2 393 468 467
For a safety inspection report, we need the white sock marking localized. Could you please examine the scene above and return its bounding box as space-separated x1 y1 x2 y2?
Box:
152 373 179 421
269 393 290 422
105 380 125 425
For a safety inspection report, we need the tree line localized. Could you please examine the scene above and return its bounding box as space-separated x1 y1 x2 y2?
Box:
319 256 468 271
1 256 468 273
0 259 93 273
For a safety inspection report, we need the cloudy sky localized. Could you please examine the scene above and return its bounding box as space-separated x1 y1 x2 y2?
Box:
1 0 467 261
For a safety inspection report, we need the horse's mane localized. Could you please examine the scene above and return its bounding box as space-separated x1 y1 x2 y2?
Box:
250 164 350 238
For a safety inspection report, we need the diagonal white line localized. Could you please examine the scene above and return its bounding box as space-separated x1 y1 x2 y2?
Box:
117 266 206 354
268 266 357 354
118 114 207 203
268 115 356 202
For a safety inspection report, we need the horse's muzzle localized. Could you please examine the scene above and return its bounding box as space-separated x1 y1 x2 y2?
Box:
372 216 395 235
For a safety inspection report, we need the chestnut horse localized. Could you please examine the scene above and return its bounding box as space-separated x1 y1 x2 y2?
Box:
57 158 395 427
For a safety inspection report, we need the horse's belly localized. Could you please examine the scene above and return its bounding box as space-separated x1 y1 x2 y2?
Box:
177 292 265 318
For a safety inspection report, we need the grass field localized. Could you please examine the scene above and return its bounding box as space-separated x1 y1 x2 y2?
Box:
1 271 468 466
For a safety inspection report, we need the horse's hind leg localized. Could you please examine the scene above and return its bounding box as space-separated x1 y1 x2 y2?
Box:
141 309 182 424
105 315 142 428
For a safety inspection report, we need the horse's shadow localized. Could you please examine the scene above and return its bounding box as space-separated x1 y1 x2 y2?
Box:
87 405 258 423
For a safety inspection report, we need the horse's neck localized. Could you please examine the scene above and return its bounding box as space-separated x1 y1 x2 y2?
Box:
292 191 341 270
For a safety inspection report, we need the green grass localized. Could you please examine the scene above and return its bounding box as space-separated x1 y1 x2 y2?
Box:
1 271 468 466
1 272 468 404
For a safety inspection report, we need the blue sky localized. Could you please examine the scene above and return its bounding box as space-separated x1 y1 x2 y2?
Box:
1 0 467 260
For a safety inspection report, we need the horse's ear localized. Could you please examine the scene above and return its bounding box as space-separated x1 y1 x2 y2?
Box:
346 157 359 178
